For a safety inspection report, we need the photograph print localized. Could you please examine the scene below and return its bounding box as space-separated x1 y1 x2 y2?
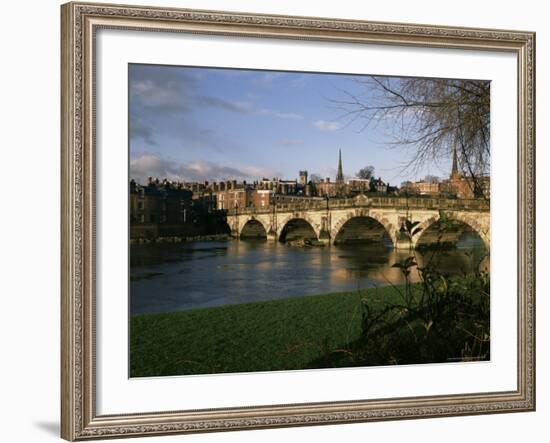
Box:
129 64 490 378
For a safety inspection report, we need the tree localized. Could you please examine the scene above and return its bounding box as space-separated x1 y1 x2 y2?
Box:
309 173 322 183
333 76 490 197
423 175 440 183
356 165 375 180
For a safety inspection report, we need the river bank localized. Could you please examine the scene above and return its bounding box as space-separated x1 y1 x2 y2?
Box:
131 271 489 377
130 284 411 377
130 233 234 245
130 234 331 246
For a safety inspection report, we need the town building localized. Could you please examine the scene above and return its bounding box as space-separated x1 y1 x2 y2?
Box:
370 177 389 194
129 178 193 225
346 178 371 194
129 145 490 241
316 177 340 198
401 148 490 199
441 149 490 198
299 170 308 186
216 186 249 210
403 180 440 196
250 189 273 209
209 148 393 204
129 178 227 239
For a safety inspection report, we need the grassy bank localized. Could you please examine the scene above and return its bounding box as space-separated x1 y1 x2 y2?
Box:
131 271 490 378
130 285 409 377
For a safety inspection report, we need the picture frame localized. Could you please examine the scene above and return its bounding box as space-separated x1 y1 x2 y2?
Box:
61 1 536 440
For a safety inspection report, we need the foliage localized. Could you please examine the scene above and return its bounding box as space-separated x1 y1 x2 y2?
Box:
316 210 490 367
423 174 441 183
309 173 322 183
349 273 490 366
356 165 375 180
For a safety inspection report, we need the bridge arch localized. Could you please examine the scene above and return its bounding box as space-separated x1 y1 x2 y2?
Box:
413 212 489 249
238 216 269 239
331 213 395 247
276 212 321 238
240 218 268 240
278 217 319 243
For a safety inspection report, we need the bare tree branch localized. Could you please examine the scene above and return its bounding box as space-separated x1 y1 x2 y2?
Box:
329 76 490 191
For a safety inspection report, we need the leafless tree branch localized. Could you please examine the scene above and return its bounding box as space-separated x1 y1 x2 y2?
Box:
329 76 490 193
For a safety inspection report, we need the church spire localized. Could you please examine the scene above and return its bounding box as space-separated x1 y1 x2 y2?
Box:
336 149 344 183
451 146 459 178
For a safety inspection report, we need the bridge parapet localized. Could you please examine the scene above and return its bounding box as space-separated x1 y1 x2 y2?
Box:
226 196 489 216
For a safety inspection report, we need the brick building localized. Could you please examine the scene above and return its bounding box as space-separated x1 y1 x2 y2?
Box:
129 178 227 239
401 148 490 199
251 189 273 209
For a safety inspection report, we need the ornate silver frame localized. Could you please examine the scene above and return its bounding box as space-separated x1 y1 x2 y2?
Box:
61 2 536 440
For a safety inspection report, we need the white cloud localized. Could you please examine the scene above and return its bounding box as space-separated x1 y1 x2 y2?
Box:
130 68 194 114
130 154 280 184
130 117 157 145
193 96 250 114
313 120 341 132
257 109 303 120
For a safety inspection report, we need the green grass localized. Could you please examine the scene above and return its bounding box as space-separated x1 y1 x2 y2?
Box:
130 285 410 377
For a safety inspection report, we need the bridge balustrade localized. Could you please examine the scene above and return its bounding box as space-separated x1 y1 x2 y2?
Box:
225 196 489 215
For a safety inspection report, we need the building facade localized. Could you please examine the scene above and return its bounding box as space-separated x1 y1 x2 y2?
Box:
129 178 227 239
402 148 490 199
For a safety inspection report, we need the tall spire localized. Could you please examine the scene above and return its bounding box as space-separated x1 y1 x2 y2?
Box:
336 149 344 183
451 146 459 178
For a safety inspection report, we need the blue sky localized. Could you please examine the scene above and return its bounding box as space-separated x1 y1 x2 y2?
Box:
129 64 454 186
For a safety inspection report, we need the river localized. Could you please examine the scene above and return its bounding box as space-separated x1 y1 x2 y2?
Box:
130 232 488 315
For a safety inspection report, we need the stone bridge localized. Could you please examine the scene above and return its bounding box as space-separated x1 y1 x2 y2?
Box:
226 194 490 250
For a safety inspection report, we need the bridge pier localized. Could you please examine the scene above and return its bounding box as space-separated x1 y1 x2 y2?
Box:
318 229 331 246
395 238 413 250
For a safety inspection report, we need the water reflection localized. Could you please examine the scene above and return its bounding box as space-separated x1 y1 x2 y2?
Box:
130 233 488 315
